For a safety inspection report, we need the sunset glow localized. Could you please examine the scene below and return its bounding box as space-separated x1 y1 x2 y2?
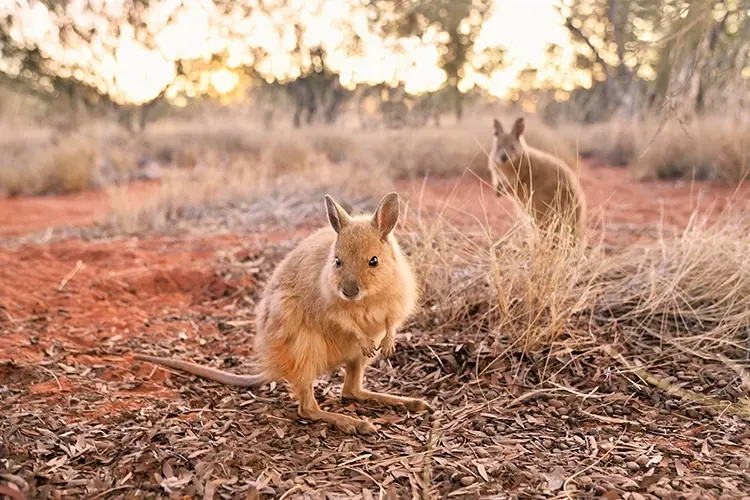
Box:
5 0 577 103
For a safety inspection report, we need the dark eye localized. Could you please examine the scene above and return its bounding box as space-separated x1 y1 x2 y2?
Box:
369 256 378 267
334 257 342 268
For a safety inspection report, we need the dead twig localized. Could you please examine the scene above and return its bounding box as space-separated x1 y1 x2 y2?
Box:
36 365 63 392
58 260 85 292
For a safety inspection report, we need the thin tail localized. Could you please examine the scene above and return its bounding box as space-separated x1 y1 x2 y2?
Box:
134 353 264 387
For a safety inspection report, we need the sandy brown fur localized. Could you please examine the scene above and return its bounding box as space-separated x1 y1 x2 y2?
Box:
134 192 428 435
488 117 587 240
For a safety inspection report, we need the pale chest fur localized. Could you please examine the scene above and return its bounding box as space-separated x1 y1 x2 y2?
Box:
327 292 412 343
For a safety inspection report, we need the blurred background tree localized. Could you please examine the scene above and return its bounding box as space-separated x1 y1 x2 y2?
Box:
361 0 501 121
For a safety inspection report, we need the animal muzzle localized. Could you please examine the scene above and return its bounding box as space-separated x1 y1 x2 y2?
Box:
340 280 360 299
499 153 509 163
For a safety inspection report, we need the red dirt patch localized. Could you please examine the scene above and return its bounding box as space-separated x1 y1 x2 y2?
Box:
28 376 74 395
396 164 750 246
0 234 265 371
0 179 160 237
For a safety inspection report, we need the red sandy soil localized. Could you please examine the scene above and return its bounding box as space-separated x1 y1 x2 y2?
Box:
0 180 160 238
1 164 747 240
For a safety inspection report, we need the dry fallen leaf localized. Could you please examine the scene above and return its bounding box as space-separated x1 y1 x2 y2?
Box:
476 462 489 482
246 486 260 500
544 466 566 491
701 440 710 456
674 458 688 477
386 484 398 500
0 485 26 500
203 479 218 500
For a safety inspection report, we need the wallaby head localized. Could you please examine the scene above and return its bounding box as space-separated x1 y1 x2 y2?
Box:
323 192 402 302
492 117 526 166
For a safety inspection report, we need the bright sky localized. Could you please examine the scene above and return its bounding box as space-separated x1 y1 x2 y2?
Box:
6 0 577 103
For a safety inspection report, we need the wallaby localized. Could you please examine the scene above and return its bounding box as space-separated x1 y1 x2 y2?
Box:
134 192 428 435
488 117 586 240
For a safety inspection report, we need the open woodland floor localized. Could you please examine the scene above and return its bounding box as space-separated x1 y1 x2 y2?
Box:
2 161 750 499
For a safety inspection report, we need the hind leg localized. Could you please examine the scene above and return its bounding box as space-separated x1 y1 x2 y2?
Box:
341 356 430 412
291 379 376 435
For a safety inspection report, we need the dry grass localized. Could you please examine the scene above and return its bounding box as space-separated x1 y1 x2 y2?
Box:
569 116 750 183
590 213 750 359
633 117 750 183
101 159 394 235
0 112 579 197
563 118 639 167
405 198 750 381
0 134 100 196
405 194 594 357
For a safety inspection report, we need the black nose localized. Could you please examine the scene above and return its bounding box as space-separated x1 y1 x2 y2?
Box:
341 281 359 298
500 153 508 163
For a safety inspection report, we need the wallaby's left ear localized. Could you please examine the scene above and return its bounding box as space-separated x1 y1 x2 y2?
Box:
493 118 503 137
325 194 351 234
372 192 399 240
511 117 525 139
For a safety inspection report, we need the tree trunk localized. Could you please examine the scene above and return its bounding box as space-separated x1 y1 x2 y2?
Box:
454 89 462 122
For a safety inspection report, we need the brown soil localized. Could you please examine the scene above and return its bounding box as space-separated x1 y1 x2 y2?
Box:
0 180 160 238
1 163 749 499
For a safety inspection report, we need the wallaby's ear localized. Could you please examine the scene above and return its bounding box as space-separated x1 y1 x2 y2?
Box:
372 192 399 240
325 194 351 234
493 118 504 137
511 117 525 139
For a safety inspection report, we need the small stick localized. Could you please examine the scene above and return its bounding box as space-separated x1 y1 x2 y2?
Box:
0 307 12 322
37 365 63 392
58 260 85 292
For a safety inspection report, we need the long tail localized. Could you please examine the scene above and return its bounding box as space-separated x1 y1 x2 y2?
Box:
134 354 264 387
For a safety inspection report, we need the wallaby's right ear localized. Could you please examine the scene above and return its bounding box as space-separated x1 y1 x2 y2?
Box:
325 194 351 234
372 192 399 240
493 118 503 137
512 117 525 139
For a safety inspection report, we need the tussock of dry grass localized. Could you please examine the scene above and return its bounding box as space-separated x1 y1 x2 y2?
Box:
0 135 100 196
563 119 639 167
590 214 750 360
406 197 750 378
102 164 266 234
101 160 394 235
406 208 593 355
633 118 750 183
570 116 750 183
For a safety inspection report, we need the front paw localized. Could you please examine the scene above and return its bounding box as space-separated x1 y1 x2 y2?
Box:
360 338 377 358
379 334 395 357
